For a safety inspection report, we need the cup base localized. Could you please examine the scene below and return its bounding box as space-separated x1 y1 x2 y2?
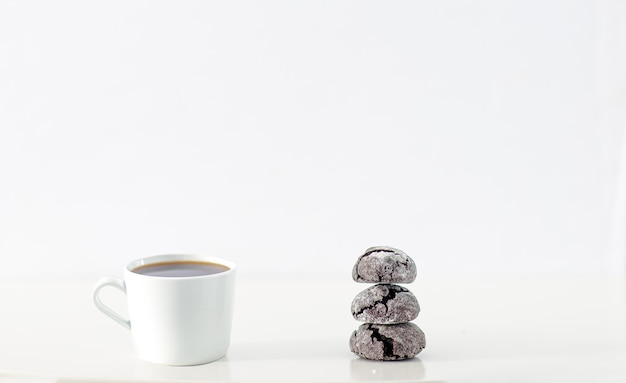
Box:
138 352 227 366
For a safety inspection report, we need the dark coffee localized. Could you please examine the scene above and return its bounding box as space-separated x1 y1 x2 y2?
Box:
132 261 229 277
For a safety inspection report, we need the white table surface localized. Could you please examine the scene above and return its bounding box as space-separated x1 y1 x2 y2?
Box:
0 274 625 383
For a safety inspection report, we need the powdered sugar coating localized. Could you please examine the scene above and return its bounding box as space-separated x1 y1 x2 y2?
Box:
352 284 420 324
352 246 416 283
349 322 425 361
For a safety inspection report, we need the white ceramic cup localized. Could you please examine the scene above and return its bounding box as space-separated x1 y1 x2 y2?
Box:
92 254 236 366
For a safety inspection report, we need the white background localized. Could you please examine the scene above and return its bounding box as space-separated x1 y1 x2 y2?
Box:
1 0 625 280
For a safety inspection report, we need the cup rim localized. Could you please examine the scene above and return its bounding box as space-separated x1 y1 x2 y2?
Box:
126 254 237 279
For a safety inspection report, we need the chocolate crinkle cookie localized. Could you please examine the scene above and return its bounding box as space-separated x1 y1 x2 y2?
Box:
352 284 420 324
352 246 417 283
349 322 425 361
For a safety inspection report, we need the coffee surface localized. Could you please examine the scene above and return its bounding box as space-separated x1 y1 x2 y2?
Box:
133 261 229 277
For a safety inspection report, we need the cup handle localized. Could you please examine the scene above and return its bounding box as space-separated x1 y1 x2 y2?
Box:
92 277 131 330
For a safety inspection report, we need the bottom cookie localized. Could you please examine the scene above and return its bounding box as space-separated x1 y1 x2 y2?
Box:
349 322 425 361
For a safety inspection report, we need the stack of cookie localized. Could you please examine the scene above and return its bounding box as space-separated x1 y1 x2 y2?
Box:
349 246 426 360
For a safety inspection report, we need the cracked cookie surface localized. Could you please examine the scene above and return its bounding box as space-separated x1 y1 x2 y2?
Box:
349 323 425 360
352 246 416 283
352 284 420 324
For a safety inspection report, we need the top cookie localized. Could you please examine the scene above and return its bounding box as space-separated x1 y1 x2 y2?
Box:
352 246 416 283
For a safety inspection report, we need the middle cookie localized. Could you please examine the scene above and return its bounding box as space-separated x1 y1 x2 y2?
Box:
351 284 420 324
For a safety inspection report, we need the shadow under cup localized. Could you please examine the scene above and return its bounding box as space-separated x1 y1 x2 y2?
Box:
95 254 237 366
